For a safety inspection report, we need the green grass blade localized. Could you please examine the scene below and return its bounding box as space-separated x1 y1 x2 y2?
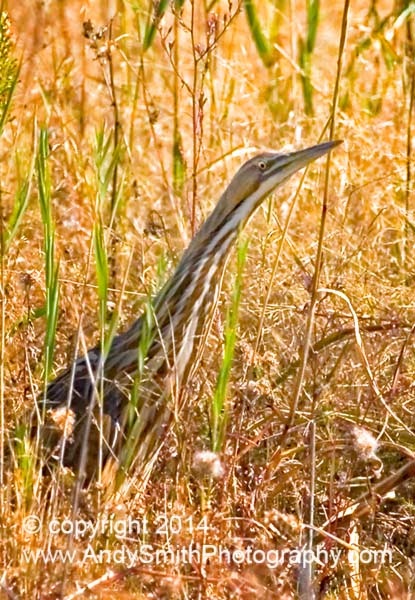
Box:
4 157 34 254
211 238 248 453
0 12 19 137
243 0 274 68
269 0 287 42
93 126 125 355
94 128 120 204
93 219 109 334
44 262 59 376
173 128 186 195
299 0 320 115
13 423 35 505
0 61 18 136
143 0 169 51
129 253 168 420
306 0 320 53
36 127 59 383
299 36 313 116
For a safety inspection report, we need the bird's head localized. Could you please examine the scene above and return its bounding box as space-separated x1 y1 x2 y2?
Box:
205 140 342 236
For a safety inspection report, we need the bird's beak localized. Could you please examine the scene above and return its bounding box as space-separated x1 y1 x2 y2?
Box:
267 139 342 179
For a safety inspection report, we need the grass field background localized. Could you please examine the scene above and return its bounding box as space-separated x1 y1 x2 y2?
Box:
1 0 415 598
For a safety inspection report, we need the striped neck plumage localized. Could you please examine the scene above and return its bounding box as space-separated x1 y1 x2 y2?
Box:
154 186 246 311
137 192 244 388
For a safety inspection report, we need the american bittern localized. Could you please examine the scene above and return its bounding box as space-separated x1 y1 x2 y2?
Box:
39 140 341 480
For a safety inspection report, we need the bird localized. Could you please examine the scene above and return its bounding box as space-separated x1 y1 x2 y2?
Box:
38 140 341 482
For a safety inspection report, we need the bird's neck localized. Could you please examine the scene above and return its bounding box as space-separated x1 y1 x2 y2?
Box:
155 215 238 323
156 190 246 310
113 199 242 387
149 207 240 381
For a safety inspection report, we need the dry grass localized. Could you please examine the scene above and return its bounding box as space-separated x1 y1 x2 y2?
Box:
1 0 415 598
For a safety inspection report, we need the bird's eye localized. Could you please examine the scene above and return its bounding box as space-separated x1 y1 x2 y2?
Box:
258 160 267 171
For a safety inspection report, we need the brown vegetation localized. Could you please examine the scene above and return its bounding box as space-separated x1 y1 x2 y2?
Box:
1 1 415 598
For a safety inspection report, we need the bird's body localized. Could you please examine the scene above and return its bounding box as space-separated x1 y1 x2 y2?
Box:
39 141 341 480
